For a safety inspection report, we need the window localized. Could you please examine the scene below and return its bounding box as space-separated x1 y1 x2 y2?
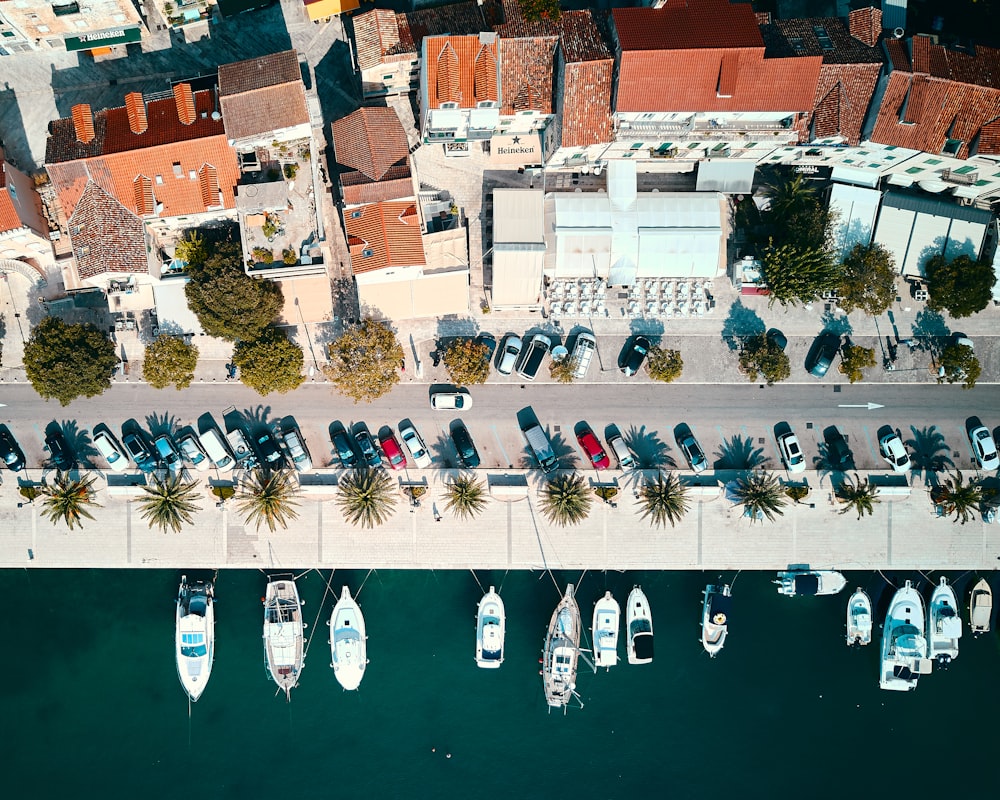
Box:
629 142 642 150
687 142 701 149
362 248 373 257
2 31 15 38
7 182 16 199
905 166 923 174
37 25 50 33
954 165 976 174
350 210 362 219
975 179 990 186
155 175 163 184
788 36 805 52
623 152 634 158
813 26 834 50
943 139 962 155
382 74 394 80
924 158 942 165
439 102 458 109
884 145 898 150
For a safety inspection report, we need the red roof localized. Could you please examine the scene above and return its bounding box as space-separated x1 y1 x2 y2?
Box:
67 181 147 279
612 1 763 51
559 59 614 147
332 107 410 181
0 188 19 234
812 62 881 144
344 201 426 274
425 35 499 110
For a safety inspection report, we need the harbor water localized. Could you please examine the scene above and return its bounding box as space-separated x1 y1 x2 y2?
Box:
4 568 999 798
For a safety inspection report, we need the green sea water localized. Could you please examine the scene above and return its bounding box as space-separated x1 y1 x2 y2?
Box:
3 568 999 799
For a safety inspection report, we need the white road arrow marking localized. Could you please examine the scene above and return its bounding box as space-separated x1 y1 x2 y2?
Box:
837 402 885 410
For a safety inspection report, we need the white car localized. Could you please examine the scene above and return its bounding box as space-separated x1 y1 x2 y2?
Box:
969 425 999 471
281 427 313 472
430 390 472 410
177 433 211 472
879 429 911 473
777 431 806 474
93 429 129 472
399 424 432 468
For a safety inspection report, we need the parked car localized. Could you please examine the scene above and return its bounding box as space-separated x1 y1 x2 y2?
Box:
280 425 312 472
399 423 432 469
177 433 211 472
571 331 597 380
451 422 480 468
331 422 358 468
576 425 610 469
94 429 129 472
805 333 840 378
354 428 383 468
824 428 853 470
430 389 473 410
497 335 522 375
776 430 806 474
44 429 75 471
607 432 635 470
878 426 911 473
516 334 551 381
766 328 788 351
122 430 156 473
969 425 999 471
621 336 650 377
255 431 286 469
0 426 26 472
678 432 708 473
197 428 235 473
475 332 497 367
379 430 407 471
225 427 258 469
153 434 182 475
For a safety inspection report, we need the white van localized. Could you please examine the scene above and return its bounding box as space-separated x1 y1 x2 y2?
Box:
571 331 597 379
198 428 235 473
94 429 129 472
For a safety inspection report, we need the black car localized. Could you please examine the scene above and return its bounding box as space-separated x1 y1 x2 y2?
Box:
451 422 480 468
766 328 788 351
0 427 26 472
824 428 853 470
475 333 497 367
330 422 358 468
354 428 383 468
45 429 75 471
621 336 650 377
805 333 840 378
122 430 156 473
255 431 286 468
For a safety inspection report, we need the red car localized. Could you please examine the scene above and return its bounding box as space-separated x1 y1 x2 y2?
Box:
576 425 610 469
379 431 407 470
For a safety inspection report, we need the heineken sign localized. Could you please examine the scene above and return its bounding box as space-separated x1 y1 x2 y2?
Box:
64 26 141 51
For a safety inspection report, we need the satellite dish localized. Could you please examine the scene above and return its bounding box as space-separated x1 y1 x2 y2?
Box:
894 28 904 39
594 165 602 176
581 165 590 174
211 111 222 121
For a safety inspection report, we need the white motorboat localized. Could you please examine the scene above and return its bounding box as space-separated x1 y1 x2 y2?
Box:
542 584 581 710
626 586 654 665
175 575 215 702
774 569 847 597
879 580 932 692
263 577 305 700
329 586 367 690
846 588 873 647
969 578 992 636
927 576 961 667
592 591 620 669
475 586 505 669
701 584 731 657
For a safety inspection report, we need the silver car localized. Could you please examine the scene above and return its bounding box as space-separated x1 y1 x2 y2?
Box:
281 426 313 472
177 433 211 472
399 423 432 468
497 335 522 376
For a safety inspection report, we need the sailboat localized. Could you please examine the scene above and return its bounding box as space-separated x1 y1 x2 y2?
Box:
627 586 654 665
175 575 215 702
774 569 847 597
329 586 367 690
879 580 931 692
701 584 731 657
592 591 620 669
845 588 873 647
927 576 961 667
475 586 505 669
262 576 305 700
542 584 581 710
969 578 992 636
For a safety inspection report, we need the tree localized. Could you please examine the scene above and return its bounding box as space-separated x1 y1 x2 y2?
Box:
838 243 897 316
761 242 840 306
324 319 404 404
40 472 100 530
639 472 690 528
838 341 876 384
185 268 284 341
336 467 396 529
730 471 787 524
23 317 119 406
539 472 592 527
548 356 576 384
836 474 880 520
518 0 560 23
925 253 995 318
646 346 683 383
443 338 490 386
937 341 980 389
137 475 202 533
738 333 790 385
764 171 816 218
764 172 834 252
931 472 982 525
232 327 305 395
142 336 198 390
236 469 300 532
444 475 488 521
174 230 206 268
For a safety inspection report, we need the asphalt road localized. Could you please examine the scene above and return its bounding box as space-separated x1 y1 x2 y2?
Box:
2 381 998 475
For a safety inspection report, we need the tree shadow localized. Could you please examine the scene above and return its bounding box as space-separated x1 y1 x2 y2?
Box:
624 424 674 469
57 420 98 469
517 430 579 471
904 425 954 486
911 308 951 356
628 318 665 339
714 434 771 470
720 299 765 351
820 308 852 337
240 405 274 431
811 443 851 487
144 412 180 438
429 431 457 468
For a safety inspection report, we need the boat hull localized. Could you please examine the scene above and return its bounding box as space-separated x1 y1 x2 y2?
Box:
263 578 304 699
592 591 620 669
330 586 367 691
627 586 653 665
776 570 847 597
969 578 993 635
879 581 930 692
175 576 215 703
846 588 873 647
476 587 505 669
701 584 730 657
928 577 961 666
542 585 581 709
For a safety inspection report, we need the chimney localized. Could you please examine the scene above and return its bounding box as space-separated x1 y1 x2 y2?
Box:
125 92 148 134
173 83 196 126
848 7 882 48
71 104 95 144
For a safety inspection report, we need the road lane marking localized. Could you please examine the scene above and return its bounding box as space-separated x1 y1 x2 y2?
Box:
491 424 512 468
862 425 879 469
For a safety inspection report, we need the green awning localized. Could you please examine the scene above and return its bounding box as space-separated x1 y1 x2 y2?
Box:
64 26 141 51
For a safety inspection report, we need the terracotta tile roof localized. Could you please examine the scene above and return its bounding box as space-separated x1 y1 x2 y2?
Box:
811 62 881 144
332 107 410 181
557 10 611 63
885 38 910 72
353 8 406 70
558 58 614 147
173 83 196 126
341 168 414 206
124 92 148 134
67 181 147 279
344 200 425 274
500 36 556 114
980 117 1000 154
612 1 763 52
218 50 303 96
218 51 309 141
911 34 931 74
761 17 883 65
0 188 20 234
71 104 95 144
425 34 499 109
400 0 502 53
848 7 881 49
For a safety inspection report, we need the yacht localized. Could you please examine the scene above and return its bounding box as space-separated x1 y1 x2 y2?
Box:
774 569 847 597
969 578 992 636
542 584 581 710
329 586 367 690
845 588 873 647
927 577 961 667
175 575 215 702
263 577 305 700
592 591 620 669
626 586 654 665
475 586 505 669
701 584 731 657
879 580 931 692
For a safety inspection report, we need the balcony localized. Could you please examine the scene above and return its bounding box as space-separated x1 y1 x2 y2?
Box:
941 168 979 186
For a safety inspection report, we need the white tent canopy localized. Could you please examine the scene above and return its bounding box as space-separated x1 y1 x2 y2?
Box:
829 183 880 258
491 189 546 309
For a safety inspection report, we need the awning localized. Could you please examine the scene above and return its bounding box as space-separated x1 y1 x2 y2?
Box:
64 26 142 51
490 132 542 165
887 173 914 187
830 166 880 188
696 160 755 193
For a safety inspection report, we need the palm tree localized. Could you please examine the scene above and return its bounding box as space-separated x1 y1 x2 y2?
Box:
444 475 487 521
730 470 787 524
836 474 880 520
336 467 396 529
931 472 982 525
539 472 592 527
137 475 202 534
237 469 300 532
40 472 100 531
639 472 690 528
764 171 815 217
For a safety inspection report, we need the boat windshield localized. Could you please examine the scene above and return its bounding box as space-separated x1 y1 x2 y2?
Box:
181 644 208 658
180 632 207 658
482 648 501 660
334 628 359 643
793 575 819 595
